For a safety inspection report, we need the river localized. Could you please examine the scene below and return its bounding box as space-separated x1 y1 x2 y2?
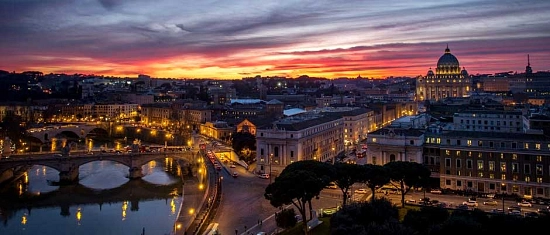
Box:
0 157 187 235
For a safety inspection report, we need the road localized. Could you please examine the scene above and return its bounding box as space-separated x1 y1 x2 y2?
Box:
210 160 355 235
384 190 548 215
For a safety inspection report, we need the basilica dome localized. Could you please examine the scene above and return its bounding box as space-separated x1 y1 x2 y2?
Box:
437 46 459 67
436 45 461 74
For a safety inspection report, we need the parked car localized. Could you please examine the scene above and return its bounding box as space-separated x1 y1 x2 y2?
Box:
518 201 532 207
456 204 470 210
525 212 539 218
258 173 270 179
229 164 236 168
509 210 522 217
489 209 505 214
507 205 522 212
405 199 417 204
232 172 238 178
483 200 498 206
462 200 478 207
430 189 442 194
354 188 368 194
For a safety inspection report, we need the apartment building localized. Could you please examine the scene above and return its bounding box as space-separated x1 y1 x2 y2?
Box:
425 130 550 199
453 110 524 133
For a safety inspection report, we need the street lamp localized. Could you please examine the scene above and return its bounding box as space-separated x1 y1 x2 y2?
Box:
269 153 273 183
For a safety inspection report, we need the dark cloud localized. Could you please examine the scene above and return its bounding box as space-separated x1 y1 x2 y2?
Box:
0 0 549 77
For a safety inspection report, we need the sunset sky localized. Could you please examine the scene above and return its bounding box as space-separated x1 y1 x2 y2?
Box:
1 0 549 79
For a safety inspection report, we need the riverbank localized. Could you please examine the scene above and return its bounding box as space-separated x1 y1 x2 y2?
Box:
174 151 221 235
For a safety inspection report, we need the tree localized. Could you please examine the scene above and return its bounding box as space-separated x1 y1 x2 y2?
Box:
280 160 335 219
275 208 297 229
384 161 431 208
231 131 256 163
361 164 390 203
332 163 363 206
402 206 449 233
265 170 325 235
330 198 410 235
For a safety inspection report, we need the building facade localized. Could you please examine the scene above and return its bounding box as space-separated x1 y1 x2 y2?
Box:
255 112 344 176
425 130 550 199
364 128 425 166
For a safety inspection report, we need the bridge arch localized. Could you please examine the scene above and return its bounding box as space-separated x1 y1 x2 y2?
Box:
0 161 63 176
0 153 194 185
86 128 108 138
57 131 80 141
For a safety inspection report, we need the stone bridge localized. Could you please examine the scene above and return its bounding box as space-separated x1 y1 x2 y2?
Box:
0 178 183 216
0 152 197 184
27 124 108 143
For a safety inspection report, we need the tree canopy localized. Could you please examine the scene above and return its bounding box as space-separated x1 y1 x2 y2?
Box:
264 169 325 235
384 161 432 208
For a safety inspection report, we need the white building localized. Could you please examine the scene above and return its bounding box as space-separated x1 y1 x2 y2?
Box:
363 128 425 165
255 112 344 176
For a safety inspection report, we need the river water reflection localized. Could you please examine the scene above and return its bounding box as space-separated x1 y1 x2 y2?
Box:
0 158 186 235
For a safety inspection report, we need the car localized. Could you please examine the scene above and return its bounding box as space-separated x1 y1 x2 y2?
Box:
259 173 270 179
509 210 522 216
507 205 521 212
462 200 478 207
537 208 550 216
456 204 470 210
405 199 417 204
232 172 238 178
430 189 442 194
525 212 539 218
483 200 498 206
229 164 236 168
518 201 532 207
489 209 505 214
354 188 368 194
419 197 432 205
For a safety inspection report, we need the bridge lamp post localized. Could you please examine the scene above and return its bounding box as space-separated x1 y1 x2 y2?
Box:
269 153 273 184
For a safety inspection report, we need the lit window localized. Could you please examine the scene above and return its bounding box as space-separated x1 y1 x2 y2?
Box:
500 163 506 172
467 140 472 146
477 160 484 170
535 143 540 150
489 161 495 171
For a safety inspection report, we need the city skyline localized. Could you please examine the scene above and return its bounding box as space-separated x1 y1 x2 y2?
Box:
1 0 550 79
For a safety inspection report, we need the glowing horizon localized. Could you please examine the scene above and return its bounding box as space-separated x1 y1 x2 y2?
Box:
1 0 550 79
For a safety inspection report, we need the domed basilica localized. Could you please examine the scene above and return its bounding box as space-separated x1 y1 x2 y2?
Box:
416 46 471 101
